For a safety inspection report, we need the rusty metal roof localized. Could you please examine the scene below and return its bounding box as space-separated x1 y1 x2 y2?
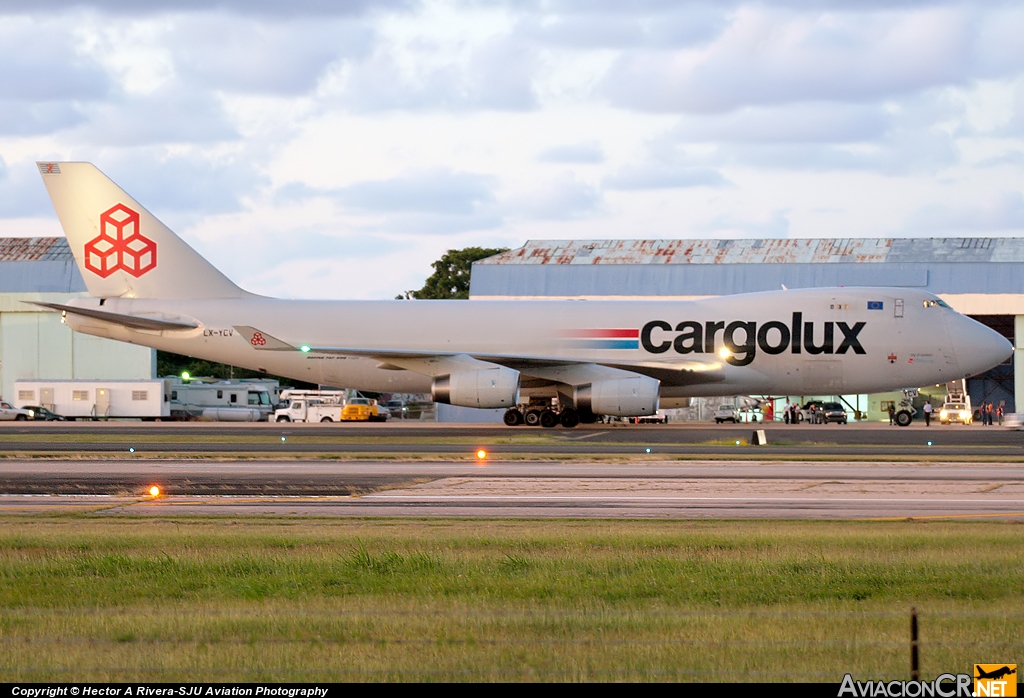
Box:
478 238 1024 265
0 237 74 262
0 237 85 293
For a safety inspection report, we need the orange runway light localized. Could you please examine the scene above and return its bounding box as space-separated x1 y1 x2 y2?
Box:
476 449 487 460
148 486 161 497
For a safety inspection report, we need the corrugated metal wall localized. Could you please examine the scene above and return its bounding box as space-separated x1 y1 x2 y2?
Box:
0 297 154 401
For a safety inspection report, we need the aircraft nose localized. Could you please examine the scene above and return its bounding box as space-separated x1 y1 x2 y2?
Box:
951 315 1013 376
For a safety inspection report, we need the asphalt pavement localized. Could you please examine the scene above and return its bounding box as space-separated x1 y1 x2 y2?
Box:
0 458 1022 519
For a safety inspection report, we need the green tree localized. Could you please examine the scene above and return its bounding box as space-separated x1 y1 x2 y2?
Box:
398 246 507 300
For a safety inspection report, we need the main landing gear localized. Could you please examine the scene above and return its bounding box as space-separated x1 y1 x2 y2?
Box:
503 405 586 428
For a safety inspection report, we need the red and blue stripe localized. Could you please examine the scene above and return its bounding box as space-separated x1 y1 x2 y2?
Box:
561 328 639 350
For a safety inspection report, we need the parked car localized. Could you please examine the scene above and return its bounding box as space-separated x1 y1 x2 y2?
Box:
22 406 66 421
713 405 738 423
798 401 847 424
817 402 848 424
0 401 30 421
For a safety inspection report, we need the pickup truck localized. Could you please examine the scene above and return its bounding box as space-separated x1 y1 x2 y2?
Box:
0 401 30 421
713 405 738 423
274 398 344 423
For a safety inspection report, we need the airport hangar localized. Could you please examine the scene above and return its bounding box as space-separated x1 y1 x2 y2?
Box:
470 238 1020 422
0 237 154 402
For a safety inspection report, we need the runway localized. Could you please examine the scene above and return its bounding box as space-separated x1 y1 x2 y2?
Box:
1 459 1022 519
2 420 1023 458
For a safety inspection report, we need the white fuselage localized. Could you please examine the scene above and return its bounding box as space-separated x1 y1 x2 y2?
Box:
62 286 1008 399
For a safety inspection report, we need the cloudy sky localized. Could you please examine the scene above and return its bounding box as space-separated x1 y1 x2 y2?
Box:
2 0 1023 299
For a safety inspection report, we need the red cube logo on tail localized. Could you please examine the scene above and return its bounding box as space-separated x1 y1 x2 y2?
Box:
84 204 157 278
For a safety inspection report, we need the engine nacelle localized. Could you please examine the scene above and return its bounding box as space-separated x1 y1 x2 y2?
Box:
575 376 660 417
431 367 520 409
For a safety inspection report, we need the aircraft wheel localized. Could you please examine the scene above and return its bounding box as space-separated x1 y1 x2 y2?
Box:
524 410 542 427
540 410 560 428
503 409 524 426
320 417 333 423
895 410 913 427
560 409 580 429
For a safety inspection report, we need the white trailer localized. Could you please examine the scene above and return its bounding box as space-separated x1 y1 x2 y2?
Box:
169 380 275 420
13 379 172 420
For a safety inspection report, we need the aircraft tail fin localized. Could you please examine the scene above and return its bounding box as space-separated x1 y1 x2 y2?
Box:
37 162 250 300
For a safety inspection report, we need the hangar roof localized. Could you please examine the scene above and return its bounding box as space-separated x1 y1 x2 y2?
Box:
477 238 1024 266
0 237 86 293
470 238 1024 305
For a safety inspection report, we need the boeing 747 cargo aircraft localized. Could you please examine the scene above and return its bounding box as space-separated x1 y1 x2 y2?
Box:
34 162 1012 427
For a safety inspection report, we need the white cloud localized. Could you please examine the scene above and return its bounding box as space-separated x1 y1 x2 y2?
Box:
538 141 605 163
506 172 601 220
603 163 728 190
0 156 55 217
333 169 497 215
0 16 110 101
169 15 373 95
333 33 538 112
699 209 791 237
72 82 238 145
1 0 1023 301
519 5 726 49
97 151 268 219
0 101 87 136
903 191 1024 234
671 103 893 144
604 7 979 113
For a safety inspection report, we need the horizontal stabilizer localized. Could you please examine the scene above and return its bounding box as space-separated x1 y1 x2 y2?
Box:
27 302 198 331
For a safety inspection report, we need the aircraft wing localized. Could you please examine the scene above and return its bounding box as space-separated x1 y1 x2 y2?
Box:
304 345 725 387
28 302 199 332
232 327 726 388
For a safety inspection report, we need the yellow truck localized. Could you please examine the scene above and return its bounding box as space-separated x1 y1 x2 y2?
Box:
341 397 389 422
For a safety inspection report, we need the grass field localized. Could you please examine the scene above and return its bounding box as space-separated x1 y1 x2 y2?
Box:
0 516 1021 682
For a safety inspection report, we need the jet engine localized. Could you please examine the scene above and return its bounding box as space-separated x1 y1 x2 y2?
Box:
574 375 660 417
431 367 520 409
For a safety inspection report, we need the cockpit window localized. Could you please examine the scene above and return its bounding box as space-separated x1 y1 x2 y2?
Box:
923 299 952 309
